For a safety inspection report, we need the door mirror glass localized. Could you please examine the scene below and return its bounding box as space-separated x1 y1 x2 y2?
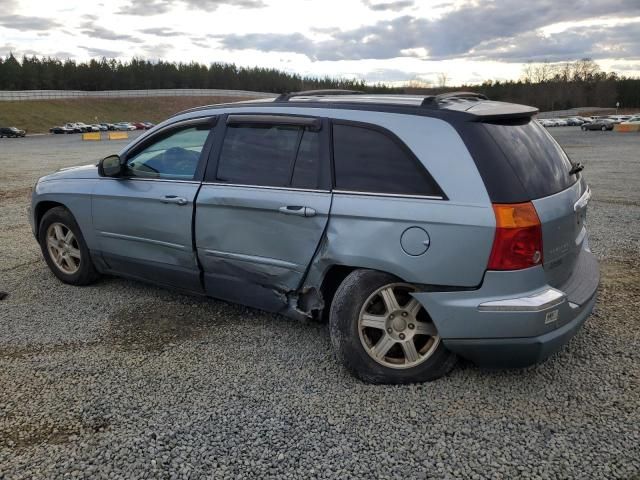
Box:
99 155 123 177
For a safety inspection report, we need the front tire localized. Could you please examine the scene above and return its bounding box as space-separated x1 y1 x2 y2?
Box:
38 207 99 285
329 269 456 384
601 126 606 131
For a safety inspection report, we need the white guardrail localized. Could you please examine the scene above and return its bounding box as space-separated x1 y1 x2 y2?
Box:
0 89 277 101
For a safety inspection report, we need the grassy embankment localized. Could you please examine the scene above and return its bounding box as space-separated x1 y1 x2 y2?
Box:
0 96 258 133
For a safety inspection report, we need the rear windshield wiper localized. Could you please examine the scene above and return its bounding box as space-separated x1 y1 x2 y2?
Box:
569 162 584 175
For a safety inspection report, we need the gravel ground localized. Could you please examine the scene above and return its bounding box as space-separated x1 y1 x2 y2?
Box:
0 128 639 479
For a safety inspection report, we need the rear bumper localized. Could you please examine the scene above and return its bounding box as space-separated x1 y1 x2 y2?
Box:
443 293 596 368
413 246 599 368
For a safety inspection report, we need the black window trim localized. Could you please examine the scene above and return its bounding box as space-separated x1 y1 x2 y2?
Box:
330 119 448 200
119 115 218 183
204 113 331 191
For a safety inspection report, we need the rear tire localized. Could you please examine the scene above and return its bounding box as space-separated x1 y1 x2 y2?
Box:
581 126 587 131
38 207 99 286
329 269 456 384
601 126 606 131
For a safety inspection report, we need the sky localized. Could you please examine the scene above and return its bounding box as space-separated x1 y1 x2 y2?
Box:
0 0 639 86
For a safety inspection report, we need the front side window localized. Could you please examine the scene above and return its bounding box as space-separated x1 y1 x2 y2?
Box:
216 123 322 188
332 123 442 196
125 126 210 180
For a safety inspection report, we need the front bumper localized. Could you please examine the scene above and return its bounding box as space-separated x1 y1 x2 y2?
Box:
413 247 599 368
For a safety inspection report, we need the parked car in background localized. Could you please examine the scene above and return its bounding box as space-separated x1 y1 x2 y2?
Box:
30 90 598 384
64 123 82 133
538 119 556 127
142 121 155 129
0 126 26 138
50 126 74 134
100 123 116 131
605 116 625 124
608 115 631 123
621 115 640 125
566 117 585 126
114 122 137 131
132 122 150 130
582 119 614 131
71 122 91 132
93 124 108 131
554 119 568 126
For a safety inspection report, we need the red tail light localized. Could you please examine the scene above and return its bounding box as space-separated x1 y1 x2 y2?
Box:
488 202 543 270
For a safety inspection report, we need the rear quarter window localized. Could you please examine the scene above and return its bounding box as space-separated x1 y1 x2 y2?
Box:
332 122 443 197
483 120 577 199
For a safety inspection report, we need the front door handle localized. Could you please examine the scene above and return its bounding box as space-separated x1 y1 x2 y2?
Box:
162 195 188 206
278 206 316 217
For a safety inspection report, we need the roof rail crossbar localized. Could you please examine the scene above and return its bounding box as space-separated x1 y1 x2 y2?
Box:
275 89 364 101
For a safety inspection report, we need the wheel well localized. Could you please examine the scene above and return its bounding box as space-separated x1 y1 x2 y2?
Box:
319 265 356 321
34 201 65 236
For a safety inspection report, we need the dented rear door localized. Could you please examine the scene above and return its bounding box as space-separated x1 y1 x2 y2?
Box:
195 114 331 312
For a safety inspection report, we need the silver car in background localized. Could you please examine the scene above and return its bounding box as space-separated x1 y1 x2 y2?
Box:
30 91 598 384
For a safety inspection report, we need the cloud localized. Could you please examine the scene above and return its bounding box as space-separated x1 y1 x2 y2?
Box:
141 27 184 37
0 14 61 31
184 0 265 8
358 68 424 82
610 62 640 71
363 0 413 12
470 21 640 62
0 43 16 56
118 0 173 15
81 24 143 43
216 0 640 61
118 0 265 15
81 46 125 58
0 0 16 12
141 43 174 58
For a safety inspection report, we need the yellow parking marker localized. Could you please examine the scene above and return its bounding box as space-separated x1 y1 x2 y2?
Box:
82 132 101 141
108 132 129 140
614 123 640 133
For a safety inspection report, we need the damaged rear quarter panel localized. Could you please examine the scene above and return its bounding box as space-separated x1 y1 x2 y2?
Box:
304 195 495 290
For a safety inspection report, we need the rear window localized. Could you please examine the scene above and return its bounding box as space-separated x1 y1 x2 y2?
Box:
483 120 577 199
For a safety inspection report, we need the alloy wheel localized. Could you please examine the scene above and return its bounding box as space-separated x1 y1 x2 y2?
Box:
358 283 440 369
46 222 81 275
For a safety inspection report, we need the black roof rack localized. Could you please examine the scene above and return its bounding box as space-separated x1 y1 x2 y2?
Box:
275 89 364 102
421 91 489 107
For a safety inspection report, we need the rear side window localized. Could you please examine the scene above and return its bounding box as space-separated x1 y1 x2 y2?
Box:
216 124 323 189
483 120 577 199
332 123 442 196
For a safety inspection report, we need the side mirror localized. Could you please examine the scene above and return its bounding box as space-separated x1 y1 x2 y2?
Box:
98 155 123 177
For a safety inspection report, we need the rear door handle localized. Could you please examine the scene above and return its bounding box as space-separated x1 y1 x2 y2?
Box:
162 195 188 206
278 206 316 217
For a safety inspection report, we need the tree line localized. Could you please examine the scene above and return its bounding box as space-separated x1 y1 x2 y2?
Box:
410 59 640 110
0 54 395 94
0 54 638 109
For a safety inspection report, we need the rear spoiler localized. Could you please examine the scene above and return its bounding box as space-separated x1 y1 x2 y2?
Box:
463 101 539 121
